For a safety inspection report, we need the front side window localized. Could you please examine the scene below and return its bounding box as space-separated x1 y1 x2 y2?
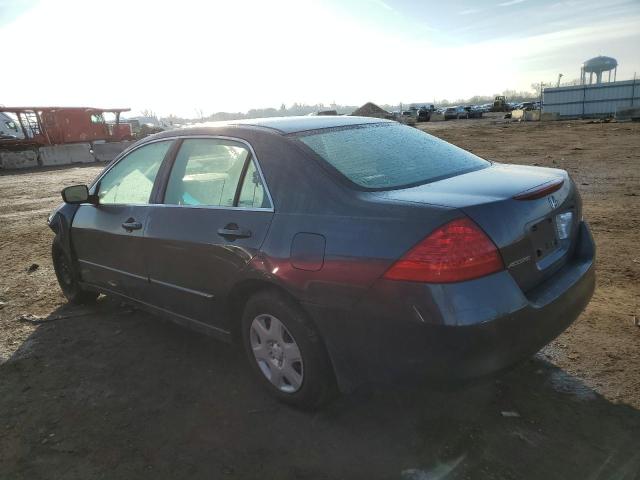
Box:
297 123 489 190
164 139 250 207
97 140 171 204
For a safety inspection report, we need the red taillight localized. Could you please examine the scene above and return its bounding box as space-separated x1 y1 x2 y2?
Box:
383 218 504 283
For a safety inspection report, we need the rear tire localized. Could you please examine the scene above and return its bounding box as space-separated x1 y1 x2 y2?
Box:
52 244 98 305
241 290 336 409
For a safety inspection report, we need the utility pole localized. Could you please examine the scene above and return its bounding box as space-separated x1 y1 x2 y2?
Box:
539 81 544 121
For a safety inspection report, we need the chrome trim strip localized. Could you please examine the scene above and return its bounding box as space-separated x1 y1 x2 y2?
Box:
80 282 231 338
78 259 148 281
145 204 273 212
81 259 216 299
148 277 214 299
74 203 271 212
87 134 275 212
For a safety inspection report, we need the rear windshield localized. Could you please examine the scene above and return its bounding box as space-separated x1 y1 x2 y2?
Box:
297 123 489 190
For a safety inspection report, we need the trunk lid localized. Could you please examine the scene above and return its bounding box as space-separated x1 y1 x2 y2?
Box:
377 163 582 291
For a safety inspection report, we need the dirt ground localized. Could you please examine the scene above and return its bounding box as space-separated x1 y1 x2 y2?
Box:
0 116 639 479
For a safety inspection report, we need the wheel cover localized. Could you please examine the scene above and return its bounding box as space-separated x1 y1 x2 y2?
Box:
249 314 304 393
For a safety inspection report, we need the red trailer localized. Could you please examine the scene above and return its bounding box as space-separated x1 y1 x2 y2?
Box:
0 107 132 147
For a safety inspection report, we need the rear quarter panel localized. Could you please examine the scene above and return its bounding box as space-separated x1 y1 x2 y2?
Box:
243 132 459 309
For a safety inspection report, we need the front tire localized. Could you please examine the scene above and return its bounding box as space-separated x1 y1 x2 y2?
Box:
241 290 336 409
52 244 98 304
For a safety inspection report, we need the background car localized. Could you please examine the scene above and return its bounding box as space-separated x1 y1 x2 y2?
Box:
518 101 539 111
464 106 483 119
444 106 468 120
416 106 434 122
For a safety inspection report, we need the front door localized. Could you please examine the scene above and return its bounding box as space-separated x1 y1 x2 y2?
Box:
143 138 274 332
72 140 174 297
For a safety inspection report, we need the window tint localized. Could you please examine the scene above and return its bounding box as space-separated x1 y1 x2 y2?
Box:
238 160 271 209
98 140 171 204
298 123 489 190
164 139 250 207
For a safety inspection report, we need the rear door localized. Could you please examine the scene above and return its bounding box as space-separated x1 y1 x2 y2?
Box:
71 140 174 297
143 137 274 332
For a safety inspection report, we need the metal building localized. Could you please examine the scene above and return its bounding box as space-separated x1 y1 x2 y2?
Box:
543 78 640 118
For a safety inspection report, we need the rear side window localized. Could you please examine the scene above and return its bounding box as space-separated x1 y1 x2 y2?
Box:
237 159 270 208
164 138 271 208
297 123 489 190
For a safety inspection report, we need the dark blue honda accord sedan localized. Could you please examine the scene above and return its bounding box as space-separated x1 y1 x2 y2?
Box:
49 116 595 408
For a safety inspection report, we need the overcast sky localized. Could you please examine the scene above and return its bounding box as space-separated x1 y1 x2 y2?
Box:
1 0 639 117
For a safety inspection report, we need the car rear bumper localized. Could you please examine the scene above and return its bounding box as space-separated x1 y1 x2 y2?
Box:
306 221 596 392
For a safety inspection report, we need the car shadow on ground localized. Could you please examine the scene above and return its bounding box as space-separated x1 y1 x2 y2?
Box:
1 297 639 480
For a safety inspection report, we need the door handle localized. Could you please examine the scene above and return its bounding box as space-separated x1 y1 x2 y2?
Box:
217 223 252 239
121 219 142 232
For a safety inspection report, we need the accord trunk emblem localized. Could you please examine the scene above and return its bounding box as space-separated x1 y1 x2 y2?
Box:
507 255 531 269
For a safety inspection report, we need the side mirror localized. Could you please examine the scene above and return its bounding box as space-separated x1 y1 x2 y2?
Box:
61 185 94 204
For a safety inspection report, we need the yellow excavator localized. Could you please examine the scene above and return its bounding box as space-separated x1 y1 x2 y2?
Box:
491 95 509 112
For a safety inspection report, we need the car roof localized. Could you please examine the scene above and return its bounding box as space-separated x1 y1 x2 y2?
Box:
182 115 393 135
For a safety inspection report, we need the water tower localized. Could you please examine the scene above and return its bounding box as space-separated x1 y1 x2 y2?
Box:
581 56 618 84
